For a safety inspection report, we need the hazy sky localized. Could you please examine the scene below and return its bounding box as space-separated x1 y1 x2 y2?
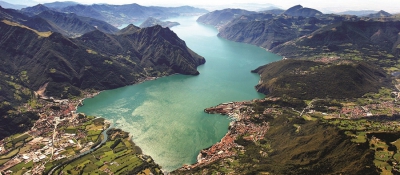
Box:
5 0 400 13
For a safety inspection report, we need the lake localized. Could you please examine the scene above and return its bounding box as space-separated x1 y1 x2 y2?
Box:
77 16 281 171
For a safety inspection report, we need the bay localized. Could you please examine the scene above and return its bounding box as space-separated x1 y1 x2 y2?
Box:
77 16 281 171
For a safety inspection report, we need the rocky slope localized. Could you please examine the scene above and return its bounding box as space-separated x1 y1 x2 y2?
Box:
218 14 323 50
139 17 180 28
0 20 204 105
213 5 357 51
196 8 256 28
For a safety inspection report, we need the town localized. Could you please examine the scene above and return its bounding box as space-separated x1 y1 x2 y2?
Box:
0 86 162 175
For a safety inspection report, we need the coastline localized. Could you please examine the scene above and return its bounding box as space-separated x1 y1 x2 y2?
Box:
0 75 165 174
178 99 270 171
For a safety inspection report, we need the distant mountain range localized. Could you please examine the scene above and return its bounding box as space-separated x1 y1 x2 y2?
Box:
0 0 26 9
337 10 378 16
198 5 400 69
0 6 118 37
20 3 208 27
196 8 257 28
42 1 79 8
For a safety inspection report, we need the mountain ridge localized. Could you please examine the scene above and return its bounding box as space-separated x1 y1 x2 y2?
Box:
140 17 180 28
0 20 204 105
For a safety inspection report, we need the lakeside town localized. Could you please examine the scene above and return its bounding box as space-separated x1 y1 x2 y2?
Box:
0 91 101 174
178 87 400 171
2 79 400 174
0 89 162 175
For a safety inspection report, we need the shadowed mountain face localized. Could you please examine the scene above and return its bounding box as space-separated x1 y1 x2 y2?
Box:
0 21 204 105
252 60 391 99
218 15 324 50
198 5 352 51
196 8 257 28
199 5 400 67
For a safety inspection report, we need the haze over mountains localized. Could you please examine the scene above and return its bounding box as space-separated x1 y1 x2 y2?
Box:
1 1 400 174
198 5 400 62
0 1 27 9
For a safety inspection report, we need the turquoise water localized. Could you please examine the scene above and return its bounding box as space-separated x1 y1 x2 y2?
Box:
77 16 281 171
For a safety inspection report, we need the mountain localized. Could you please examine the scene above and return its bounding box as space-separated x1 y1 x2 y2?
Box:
282 5 323 17
139 17 180 28
0 5 31 22
59 3 208 27
43 1 79 9
2 6 118 37
338 10 378 16
0 20 204 106
218 14 327 50
0 1 26 9
271 21 400 67
211 5 351 51
366 10 392 18
116 24 140 35
20 4 53 16
252 59 391 99
196 8 257 28
260 9 284 15
35 10 119 37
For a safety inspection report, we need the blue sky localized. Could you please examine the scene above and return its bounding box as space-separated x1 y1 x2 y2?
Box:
4 0 400 13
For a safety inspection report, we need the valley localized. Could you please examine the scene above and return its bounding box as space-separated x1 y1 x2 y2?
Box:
1 1 400 175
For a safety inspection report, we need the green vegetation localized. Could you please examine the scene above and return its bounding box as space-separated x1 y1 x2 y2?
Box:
253 59 391 100
58 128 161 175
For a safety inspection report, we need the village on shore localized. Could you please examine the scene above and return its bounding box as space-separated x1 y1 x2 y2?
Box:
178 87 400 172
0 89 162 175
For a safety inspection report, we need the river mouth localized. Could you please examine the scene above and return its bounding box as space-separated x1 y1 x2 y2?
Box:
77 16 281 171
